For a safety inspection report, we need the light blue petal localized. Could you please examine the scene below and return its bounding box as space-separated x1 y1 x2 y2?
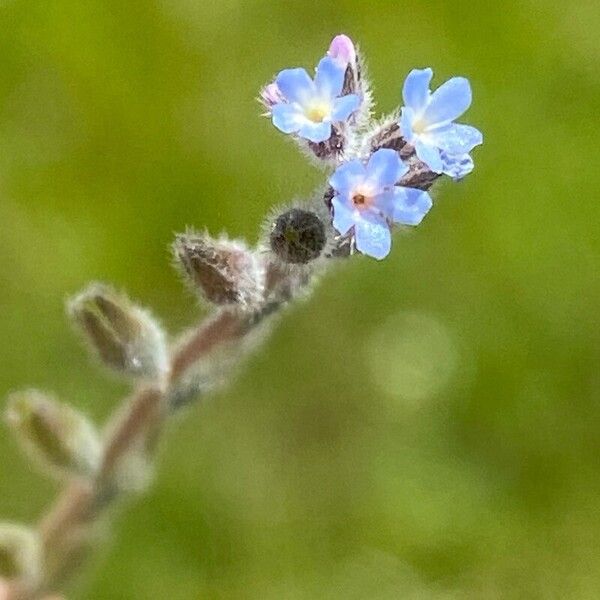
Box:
331 197 356 235
331 94 360 121
415 140 444 173
314 56 345 98
329 159 366 194
271 103 303 134
431 123 483 154
440 151 474 180
402 68 433 111
298 120 332 143
354 212 392 260
424 77 472 126
275 68 315 105
399 107 416 143
392 187 433 226
371 190 397 218
365 149 407 189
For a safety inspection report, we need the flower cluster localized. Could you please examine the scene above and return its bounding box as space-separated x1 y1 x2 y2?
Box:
0 35 483 600
261 34 482 259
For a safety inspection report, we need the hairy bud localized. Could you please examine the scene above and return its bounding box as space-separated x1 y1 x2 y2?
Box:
364 116 409 156
328 35 357 68
363 117 440 191
328 34 360 96
327 33 372 125
0 525 40 583
110 448 154 495
68 284 168 379
258 82 283 110
5 390 102 480
306 126 347 163
399 156 440 191
269 208 327 264
173 233 265 308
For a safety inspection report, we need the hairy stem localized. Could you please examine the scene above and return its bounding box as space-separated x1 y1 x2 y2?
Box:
8 144 438 600
18 306 269 599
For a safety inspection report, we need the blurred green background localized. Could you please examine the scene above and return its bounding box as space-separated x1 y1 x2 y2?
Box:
1 1 599 598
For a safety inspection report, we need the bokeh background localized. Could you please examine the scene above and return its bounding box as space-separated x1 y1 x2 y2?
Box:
1 1 599 598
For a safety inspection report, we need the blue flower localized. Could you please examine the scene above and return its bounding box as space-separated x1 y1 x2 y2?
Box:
329 149 433 260
270 57 360 143
399 68 482 177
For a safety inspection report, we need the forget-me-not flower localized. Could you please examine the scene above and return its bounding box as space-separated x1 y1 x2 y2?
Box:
270 57 360 143
329 149 433 259
400 68 482 177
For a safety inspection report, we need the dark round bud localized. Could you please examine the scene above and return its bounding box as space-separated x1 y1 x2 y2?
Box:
269 209 327 264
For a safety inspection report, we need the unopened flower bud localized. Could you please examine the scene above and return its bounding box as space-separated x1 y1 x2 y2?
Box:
269 209 327 264
259 82 283 110
306 127 346 162
399 156 440 191
173 233 265 308
328 33 363 100
110 449 154 495
68 284 168 379
328 34 356 68
0 524 40 583
366 117 408 155
5 390 102 480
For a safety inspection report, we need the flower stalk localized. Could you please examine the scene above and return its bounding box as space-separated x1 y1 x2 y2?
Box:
2 33 482 599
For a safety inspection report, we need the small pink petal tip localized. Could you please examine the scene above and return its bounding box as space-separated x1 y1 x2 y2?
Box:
328 34 356 66
260 82 283 108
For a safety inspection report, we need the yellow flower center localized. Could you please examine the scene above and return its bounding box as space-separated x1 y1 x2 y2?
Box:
305 102 330 123
412 117 428 135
